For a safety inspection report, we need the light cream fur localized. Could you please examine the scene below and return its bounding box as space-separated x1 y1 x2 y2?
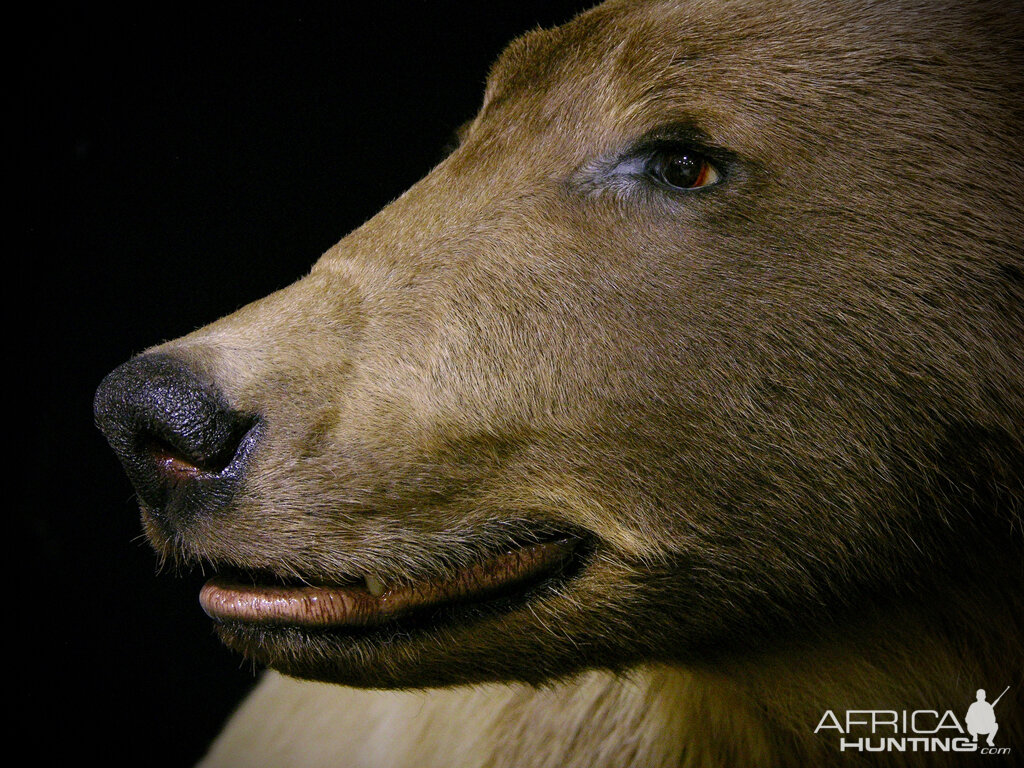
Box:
201 667 771 768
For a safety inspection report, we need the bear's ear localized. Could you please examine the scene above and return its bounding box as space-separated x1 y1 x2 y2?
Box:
439 119 476 161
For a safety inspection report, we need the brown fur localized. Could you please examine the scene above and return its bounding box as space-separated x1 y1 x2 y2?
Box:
114 0 1022 764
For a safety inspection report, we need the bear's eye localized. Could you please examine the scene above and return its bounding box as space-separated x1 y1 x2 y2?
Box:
646 148 720 190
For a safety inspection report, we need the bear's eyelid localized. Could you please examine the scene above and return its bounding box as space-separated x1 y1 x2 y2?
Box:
626 123 735 169
633 122 714 149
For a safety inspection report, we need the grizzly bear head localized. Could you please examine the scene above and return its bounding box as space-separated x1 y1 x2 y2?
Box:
96 0 1023 691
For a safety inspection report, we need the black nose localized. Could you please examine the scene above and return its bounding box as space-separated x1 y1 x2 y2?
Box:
94 353 261 521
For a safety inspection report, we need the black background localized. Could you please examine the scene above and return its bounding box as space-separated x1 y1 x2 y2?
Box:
23 3 595 764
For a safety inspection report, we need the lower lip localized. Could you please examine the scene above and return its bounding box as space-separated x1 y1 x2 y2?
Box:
199 538 576 628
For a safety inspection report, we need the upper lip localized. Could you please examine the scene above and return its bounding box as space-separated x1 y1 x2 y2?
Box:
199 536 580 628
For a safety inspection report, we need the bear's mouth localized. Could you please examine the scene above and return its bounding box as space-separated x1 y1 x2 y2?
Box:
199 535 580 630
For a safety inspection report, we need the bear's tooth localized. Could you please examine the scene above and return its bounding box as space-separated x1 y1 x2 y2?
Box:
365 574 387 597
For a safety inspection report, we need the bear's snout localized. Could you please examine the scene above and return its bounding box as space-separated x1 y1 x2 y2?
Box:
94 353 262 525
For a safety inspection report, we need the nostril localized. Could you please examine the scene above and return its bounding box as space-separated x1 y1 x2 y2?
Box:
134 418 253 480
94 352 262 520
138 433 215 481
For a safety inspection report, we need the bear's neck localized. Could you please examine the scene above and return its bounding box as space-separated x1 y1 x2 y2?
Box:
720 591 1023 767
202 597 1021 768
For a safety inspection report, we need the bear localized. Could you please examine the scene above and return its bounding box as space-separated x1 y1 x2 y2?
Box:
94 0 1023 765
